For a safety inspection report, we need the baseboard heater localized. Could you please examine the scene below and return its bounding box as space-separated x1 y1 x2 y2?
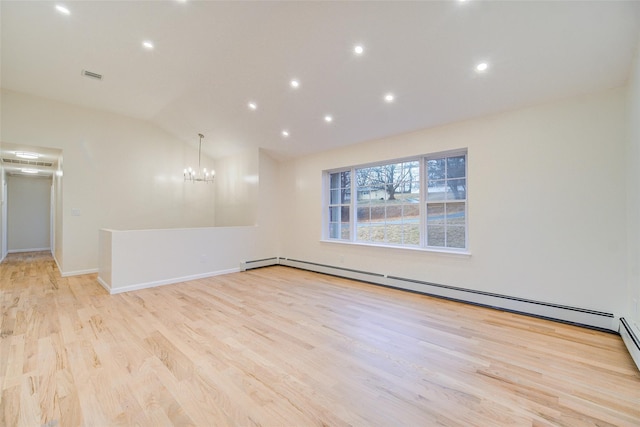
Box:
240 257 280 271
241 256 616 333
619 318 640 371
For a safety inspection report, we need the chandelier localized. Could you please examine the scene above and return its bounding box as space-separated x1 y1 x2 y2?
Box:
184 133 215 183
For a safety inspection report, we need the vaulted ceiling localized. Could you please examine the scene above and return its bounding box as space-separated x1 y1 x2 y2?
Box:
2 1 639 160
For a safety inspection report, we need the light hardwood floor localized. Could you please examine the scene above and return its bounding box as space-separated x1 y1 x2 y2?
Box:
1 251 639 426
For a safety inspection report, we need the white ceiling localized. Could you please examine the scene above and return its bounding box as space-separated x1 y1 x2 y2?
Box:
2 1 639 160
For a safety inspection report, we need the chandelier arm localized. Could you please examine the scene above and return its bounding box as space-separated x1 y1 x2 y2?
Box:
198 133 203 171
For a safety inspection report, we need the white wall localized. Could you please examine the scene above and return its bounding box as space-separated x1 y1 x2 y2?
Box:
52 154 64 263
214 148 259 226
0 151 6 261
279 87 628 316
626 36 640 330
7 175 51 252
257 149 282 254
1 89 217 274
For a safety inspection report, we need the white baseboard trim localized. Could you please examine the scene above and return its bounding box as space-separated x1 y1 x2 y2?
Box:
8 247 51 253
619 318 640 371
244 257 617 333
97 276 111 293
54 255 62 274
108 267 241 295
52 256 98 277
60 268 99 277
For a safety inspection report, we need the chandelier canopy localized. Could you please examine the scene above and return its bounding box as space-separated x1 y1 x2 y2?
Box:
184 133 214 183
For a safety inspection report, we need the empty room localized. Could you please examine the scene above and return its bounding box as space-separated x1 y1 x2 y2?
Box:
1 1 640 426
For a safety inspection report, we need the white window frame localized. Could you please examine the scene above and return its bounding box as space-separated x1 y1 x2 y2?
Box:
424 149 468 251
323 149 468 254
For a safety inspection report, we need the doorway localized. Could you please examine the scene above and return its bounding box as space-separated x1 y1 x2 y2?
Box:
0 142 63 261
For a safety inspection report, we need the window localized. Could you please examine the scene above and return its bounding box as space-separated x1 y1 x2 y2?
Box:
324 150 467 251
355 160 420 246
426 154 466 249
328 170 351 240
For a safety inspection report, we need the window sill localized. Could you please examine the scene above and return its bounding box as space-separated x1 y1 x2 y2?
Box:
319 239 471 256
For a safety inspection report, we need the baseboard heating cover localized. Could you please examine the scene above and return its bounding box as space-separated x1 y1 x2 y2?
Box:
240 257 280 272
619 318 640 371
242 257 616 332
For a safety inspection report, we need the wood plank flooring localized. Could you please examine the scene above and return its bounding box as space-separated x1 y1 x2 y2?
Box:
1 251 639 426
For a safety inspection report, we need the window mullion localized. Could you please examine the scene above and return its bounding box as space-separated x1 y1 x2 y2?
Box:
420 158 426 248
350 167 356 242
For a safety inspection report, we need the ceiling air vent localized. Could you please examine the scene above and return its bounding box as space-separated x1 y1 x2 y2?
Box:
2 158 53 167
82 69 103 80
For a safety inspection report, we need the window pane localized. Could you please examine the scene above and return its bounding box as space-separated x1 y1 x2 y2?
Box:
340 224 350 240
428 226 445 247
356 167 374 187
329 223 339 239
445 179 466 200
408 181 420 196
445 203 465 225
329 206 340 221
427 180 446 200
427 159 445 180
386 205 402 220
370 186 385 201
330 173 340 188
446 226 466 248
357 206 370 222
357 186 373 204
427 203 445 225
388 225 403 244
404 224 420 245
446 156 466 178
371 205 385 221
404 203 419 218
356 223 370 241
370 225 386 243
330 188 340 204
341 206 350 222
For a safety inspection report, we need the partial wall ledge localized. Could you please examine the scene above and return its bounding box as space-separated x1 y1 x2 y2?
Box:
98 226 269 294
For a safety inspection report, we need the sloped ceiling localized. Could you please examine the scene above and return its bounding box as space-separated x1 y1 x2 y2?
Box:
2 1 639 160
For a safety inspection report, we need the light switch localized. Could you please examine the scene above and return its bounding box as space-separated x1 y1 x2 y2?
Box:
71 208 81 216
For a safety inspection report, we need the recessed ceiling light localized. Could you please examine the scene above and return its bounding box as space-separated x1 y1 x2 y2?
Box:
16 151 39 160
55 5 70 15
324 115 333 123
354 45 364 55
475 62 489 72
282 130 290 137
290 79 300 89
21 168 39 174
248 102 257 110
384 93 395 103
142 41 154 50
